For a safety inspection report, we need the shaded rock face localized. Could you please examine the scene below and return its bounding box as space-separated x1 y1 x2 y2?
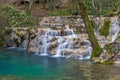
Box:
6 28 28 49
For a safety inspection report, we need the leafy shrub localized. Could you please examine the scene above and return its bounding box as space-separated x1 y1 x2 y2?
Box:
0 5 38 27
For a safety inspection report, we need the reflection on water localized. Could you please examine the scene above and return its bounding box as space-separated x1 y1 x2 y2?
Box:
0 48 120 80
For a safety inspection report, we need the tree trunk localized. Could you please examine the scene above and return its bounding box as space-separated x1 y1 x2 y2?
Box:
28 0 34 14
77 0 102 58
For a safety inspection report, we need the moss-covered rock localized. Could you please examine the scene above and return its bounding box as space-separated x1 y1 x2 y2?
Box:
91 47 102 58
103 61 114 65
100 18 111 37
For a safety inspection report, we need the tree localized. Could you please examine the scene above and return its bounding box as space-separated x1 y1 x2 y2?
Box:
28 0 34 14
91 0 101 17
77 0 102 58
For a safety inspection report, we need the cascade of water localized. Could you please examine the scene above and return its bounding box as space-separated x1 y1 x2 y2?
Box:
65 25 77 38
55 16 61 22
78 40 92 59
111 28 120 43
108 19 120 43
36 30 60 55
57 36 64 45
53 39 73 57
10 29 15 48
79 46 92 60
22 40 27 50
94 18 100 36
47 30 61 36
34 24 92 59
40 32 49 56
35 33 41 54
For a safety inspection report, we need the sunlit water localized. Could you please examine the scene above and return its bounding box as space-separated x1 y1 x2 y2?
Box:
0 48 120 80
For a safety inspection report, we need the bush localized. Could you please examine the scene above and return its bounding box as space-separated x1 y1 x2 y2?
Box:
0 5 38 27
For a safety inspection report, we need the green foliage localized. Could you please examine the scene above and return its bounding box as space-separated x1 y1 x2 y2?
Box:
55 0 119 16
49 9 80 16
86 0 120 16
103 61 114 65
100 19 111 37
0 5 38 27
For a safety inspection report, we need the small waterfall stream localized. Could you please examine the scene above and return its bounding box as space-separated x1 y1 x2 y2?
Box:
53 39 73 57
22 40 27 50
65 25 77 38
93 17 120 48
41 32 49 55
108 19 120 43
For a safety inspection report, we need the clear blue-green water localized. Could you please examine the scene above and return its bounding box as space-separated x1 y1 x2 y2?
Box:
0 48 120 80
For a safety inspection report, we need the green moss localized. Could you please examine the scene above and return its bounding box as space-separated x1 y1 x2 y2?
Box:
91 47 102 58
89 19 94 29
100 18 111 37
103 61 114 65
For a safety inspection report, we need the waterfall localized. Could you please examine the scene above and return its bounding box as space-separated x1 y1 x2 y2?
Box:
47 30 61 36
36 30 61 56
52 39 73 57
65 25 77 38
94 17 100 36
55 16 61 22
22 40 27 50
40 32 49 56
52 25 77 57
111 29 120 43
79 46 92 60
33 24 92 59
108 19 120 43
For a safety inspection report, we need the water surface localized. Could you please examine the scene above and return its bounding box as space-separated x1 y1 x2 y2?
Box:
0 48 120 80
